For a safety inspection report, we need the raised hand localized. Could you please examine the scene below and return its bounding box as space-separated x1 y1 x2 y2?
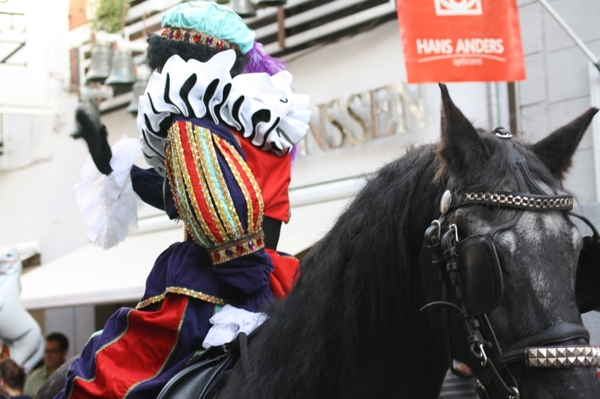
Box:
73 108 113 175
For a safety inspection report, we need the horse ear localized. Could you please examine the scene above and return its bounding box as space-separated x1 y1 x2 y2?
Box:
437 83 486 173
529 108 599 180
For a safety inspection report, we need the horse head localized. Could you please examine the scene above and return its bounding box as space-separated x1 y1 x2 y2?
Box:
0 247 20 276
0 246 21 307
0 246 43 373
427 83 600 398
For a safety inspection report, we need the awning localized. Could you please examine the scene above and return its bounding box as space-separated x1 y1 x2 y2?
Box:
19 198 350 310
20 228 182 310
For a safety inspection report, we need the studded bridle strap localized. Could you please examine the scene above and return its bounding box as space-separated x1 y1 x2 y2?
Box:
492 323 598 369
450 192 574 212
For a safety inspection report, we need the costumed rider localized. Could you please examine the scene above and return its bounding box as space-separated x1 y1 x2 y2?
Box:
55 2 310 398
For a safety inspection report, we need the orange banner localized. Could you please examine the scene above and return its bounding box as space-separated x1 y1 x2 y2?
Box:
396 0 526 83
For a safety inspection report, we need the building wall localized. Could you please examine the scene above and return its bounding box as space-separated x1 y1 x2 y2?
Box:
518 0 600 204
280 20 492 190
69 0 88 31
0 0 86 264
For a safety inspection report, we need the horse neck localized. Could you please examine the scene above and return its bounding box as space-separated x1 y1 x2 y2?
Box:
245 146 448 398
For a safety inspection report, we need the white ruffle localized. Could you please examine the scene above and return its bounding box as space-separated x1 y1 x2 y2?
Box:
202 304 267 349
75 136 143 249
137 50 311 176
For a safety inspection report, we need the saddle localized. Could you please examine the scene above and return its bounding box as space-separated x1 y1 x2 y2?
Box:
157 332 253 399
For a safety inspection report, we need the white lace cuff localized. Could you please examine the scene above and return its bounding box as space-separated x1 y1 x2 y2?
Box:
202 304 267 349
75 136 143 249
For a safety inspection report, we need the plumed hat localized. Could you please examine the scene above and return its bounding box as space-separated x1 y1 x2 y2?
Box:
160 1 256 55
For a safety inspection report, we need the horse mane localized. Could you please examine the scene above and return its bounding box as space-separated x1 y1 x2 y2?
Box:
247 145 446 397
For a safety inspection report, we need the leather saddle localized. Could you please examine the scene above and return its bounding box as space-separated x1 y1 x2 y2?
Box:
157 351 237 399
157 332 252 399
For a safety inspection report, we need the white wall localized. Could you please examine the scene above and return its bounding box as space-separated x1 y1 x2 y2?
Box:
283 20 492 189
518 0 600 204
0 0 87 263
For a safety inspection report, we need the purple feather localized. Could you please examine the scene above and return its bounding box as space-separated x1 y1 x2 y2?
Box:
243 41 287 76
243 41 300 162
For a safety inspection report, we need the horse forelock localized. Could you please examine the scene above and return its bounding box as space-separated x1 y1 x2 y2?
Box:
436 131 553 193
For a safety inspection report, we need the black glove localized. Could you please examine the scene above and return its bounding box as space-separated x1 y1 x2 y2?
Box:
72 108 113 175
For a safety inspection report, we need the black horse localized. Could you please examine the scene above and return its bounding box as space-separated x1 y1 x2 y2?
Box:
38 85 600 399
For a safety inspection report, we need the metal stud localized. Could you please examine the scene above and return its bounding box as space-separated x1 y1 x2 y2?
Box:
440 190 452 214
527 345 600 369
492 126 512 139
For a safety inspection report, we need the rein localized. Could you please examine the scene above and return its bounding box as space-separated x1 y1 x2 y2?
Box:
423 129 600 399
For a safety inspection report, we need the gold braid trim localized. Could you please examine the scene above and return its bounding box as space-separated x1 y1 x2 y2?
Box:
208 230 265 265
167 123 217 247
136 287 227 309
214 137 264 234
195 124 244 239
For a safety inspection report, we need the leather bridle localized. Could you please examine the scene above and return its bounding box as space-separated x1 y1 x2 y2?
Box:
422 128 600 399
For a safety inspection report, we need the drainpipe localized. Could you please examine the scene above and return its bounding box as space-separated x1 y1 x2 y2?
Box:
487 82 501 130
507 82 521 136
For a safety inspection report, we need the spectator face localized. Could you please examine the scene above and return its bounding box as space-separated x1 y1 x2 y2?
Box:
44 340 66 370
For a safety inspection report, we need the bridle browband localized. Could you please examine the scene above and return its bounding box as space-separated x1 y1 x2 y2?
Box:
423 128 600 399
444 191 574 213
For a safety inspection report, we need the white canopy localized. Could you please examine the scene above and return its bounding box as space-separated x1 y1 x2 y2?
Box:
20 198 351 310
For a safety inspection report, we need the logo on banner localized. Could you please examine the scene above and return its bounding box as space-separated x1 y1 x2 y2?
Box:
434 0 482 16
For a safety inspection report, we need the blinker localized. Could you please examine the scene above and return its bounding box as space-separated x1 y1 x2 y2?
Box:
570 212 600 314
576 234 600 313
456 235 504 317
